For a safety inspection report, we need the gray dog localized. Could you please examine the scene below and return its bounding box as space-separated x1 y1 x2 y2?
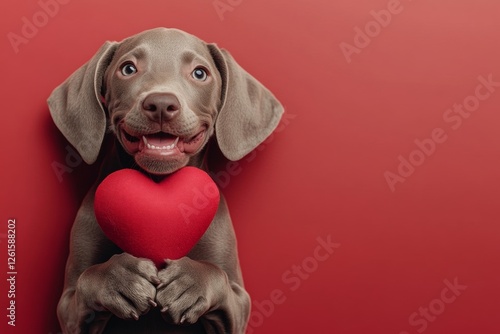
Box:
49 28 283 334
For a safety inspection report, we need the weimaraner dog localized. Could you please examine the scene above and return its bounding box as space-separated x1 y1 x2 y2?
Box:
48 28 283 334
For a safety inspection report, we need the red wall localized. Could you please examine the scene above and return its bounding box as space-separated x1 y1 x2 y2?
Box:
1 0 500 333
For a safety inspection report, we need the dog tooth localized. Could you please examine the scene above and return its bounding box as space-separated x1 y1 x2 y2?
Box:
143 138 179 150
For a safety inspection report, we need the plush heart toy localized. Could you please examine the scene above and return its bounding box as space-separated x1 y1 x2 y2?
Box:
94 167 219 267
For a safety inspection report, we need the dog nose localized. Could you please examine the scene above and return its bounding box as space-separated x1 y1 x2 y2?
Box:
142 93 180 122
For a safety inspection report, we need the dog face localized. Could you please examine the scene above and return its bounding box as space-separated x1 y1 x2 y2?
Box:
104 29 223 174
48 28 284 173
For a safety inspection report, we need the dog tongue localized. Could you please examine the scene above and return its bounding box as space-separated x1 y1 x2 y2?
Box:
146 134 177 146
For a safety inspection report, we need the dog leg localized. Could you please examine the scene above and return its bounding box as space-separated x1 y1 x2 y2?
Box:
57 184 159 333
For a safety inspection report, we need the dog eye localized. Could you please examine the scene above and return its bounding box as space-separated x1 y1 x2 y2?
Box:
191 68 208 81
120 63 137 76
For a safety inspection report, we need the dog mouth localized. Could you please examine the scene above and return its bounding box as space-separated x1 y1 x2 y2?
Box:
120 127 207 157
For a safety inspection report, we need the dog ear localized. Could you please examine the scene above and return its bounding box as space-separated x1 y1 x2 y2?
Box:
208 44 284 161
48 41 119 164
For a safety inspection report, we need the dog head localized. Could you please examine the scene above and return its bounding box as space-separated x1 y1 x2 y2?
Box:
48 28 283 174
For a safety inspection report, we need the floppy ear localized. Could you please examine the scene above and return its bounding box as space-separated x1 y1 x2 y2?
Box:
47 41 119 164
208 44 284 161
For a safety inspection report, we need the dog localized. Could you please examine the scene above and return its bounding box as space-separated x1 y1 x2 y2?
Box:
48 27 283 334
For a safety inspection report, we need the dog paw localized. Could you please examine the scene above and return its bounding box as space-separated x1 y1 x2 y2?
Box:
155 257 226 325
77 253 160 320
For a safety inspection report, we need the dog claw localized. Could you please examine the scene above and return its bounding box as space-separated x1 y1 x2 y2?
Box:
148 298 157 308
130 311 139 321
161 306 169 313
180 314 186 324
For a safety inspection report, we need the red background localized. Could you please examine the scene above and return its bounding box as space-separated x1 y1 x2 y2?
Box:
1 0 500 333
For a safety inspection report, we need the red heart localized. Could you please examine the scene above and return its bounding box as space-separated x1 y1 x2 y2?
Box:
94 167 219 267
